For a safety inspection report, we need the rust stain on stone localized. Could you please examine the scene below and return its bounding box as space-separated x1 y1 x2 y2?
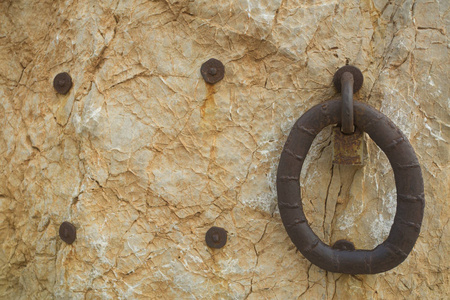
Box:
201 84 216 119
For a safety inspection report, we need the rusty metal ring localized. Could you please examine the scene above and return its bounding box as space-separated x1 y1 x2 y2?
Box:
276 99 424 274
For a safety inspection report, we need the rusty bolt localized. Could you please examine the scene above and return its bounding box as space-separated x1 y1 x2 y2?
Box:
201 58 225 84
59 221 76 244
205 226 227 249
53 72 73 95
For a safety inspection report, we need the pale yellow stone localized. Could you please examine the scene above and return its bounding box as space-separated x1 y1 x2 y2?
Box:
0 0 449 299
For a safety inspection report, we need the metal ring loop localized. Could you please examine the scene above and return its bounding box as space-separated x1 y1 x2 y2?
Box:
276 99 425 274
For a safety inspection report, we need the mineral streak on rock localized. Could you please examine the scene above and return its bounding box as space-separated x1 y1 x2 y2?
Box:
0 0 448 299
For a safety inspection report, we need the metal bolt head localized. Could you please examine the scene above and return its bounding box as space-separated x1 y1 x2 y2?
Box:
333 65 363 93
205 226 227 249
53 72 73 95
59 221 76 244
332 239 355 251
208 67 217 76
201 58 225 84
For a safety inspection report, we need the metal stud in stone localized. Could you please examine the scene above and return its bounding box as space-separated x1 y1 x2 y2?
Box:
205 226 227 249
53 72 73 95
200 59 225 84
59 221 76 244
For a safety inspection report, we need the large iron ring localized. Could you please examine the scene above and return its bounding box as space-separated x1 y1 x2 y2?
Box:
276 99 425 274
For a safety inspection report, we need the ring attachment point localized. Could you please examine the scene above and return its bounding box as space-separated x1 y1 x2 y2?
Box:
333 65 363 93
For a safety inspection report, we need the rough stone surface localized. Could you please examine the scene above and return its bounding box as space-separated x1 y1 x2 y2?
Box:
0 0 449 299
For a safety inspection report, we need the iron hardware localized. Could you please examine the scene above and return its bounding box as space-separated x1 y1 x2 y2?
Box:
276 66 424 274
59 221 76 244
53 72 73 95
201 59 225 84
205 226 227 249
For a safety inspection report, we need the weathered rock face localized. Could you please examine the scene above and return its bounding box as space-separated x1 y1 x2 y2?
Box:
0 0 448 298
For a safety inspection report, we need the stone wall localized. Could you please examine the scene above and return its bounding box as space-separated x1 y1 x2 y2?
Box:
0 0 448 299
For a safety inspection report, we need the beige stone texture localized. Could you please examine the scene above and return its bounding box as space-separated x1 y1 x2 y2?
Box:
0 0 449 299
